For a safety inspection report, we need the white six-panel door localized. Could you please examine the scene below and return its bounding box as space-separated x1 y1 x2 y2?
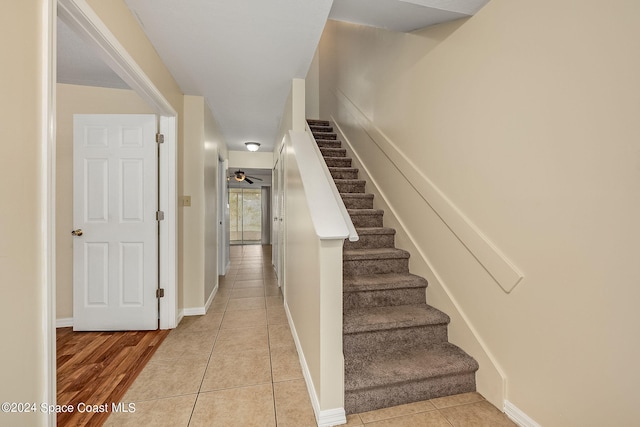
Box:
73 114 158 330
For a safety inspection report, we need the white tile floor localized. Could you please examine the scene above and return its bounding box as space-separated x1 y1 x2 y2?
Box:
104 245 515 427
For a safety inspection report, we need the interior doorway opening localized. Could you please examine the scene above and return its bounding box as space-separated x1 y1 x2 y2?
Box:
230 188 262 245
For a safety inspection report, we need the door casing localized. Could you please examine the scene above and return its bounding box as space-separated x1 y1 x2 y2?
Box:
44 3 179 423
58 0 178 331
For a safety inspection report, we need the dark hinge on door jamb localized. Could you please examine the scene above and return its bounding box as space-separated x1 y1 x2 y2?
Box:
156 210 165 221
156 288 165 298
156 133 164 144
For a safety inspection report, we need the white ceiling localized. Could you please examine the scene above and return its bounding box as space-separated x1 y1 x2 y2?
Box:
57 17 128 89
329 0 487 32
57 0 489 152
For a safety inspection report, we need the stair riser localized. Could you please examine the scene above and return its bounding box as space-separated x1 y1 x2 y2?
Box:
320 148 347 158
313 132 337 140
325 158 352 168
343 287 426 309
345 373 476 414
307 119 330 127
336 181 366 193
344 258 408 275
311 117 479 414
350 213 384 228
344 233 395 249
341 196 374 209
310 126 333 133
344 324 448 353
330 169 359 180
316 140 342 148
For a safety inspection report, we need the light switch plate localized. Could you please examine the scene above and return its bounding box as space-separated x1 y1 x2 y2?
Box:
182 196 191 207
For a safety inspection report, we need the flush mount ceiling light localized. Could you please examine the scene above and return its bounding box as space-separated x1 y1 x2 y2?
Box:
245 142 260 152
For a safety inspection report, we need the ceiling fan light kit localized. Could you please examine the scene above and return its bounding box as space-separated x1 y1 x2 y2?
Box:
230 169 263 185
245 142 261 152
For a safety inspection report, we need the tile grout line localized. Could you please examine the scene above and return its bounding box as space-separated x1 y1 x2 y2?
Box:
187 254 243 427
187 273 228 427
260 247 280 426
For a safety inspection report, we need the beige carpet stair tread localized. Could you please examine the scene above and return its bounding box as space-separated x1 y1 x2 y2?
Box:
345 342 479 391
307 119 330 126
344 247 410 261
353 227 395 235
348 209 384 217
308 118 478 414
312 131 337 140
334 178 367 185
344 272 426 292
344 304 449 333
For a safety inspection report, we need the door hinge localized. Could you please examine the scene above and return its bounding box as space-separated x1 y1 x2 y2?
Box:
156 288 165 298
156 133 164 144
156 210 165 221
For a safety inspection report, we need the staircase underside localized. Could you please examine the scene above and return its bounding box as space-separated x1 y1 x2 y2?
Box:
308 119 478 414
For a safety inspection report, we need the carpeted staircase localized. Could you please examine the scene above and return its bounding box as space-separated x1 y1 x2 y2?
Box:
308 119 480 414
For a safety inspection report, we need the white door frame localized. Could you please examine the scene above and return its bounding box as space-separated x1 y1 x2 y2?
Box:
43 1 179 420
58 0 178 330
218 157 229 275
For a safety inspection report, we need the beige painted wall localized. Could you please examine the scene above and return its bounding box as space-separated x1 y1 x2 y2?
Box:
86 0 186 309
203 102 225 304
318 1 640 425
228 151 275 169
183 95 227 310
305 49 321 120
85 0 184 111
279 79 345 417
285 142 323 400
56 83 155 320
182 96 206 309
0 2 52 425
280 80 325 402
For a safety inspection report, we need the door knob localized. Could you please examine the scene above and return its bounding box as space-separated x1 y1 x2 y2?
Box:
71 229 83 236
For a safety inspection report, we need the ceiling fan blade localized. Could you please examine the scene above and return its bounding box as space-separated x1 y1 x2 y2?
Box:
246 175 263 181
244 177 254 184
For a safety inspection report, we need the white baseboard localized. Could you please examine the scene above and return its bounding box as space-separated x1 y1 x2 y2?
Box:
283 302 347 427
504 401 541 427
60 286 215 329
182 307 206 316
56 318 73 328
205 284 218 312
317 408 348 427
183 285 219 317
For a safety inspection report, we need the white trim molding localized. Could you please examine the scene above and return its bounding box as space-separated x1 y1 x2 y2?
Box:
56 318 74 328
330 97 509 404
182 285 218 317
289 130 350 241
182 307 206 316
57 0 176 117
58 0 179 330
42 2 57 425
504 401 541 427
333 89 524 294
303 122 358 243
284 302 347 427
205 284 218 312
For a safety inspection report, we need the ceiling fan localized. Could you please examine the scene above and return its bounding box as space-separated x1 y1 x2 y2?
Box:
229 169 263 185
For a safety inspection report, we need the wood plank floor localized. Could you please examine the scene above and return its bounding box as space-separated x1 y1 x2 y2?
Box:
56 328 169 427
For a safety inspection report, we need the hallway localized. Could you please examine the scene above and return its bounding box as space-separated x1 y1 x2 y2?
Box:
103 244 514 426
104 244 318 426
